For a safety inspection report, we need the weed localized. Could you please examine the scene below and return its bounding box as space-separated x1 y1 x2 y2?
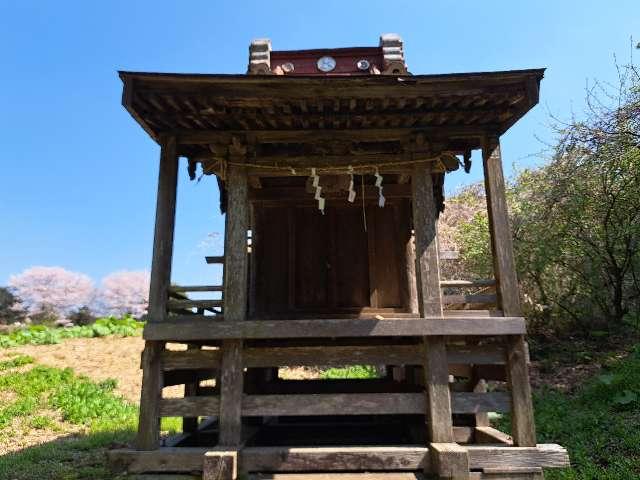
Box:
0 354 34 370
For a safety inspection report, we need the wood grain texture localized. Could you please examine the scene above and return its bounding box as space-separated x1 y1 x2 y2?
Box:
108 444 568 475
219 163 249 447
203 450 237 480
412 164 453 445
475 426 513 445
156 392 508 418
482 137 536 448
412 166 444 318
482 137 521 317
160 344 506 370
159 396 220 417
219 339 243 446
506 335 537 447
144 317 526 341
430 443 470 479
148 135 178 322
136 341 165 450
240 446 430 473
483 138 536 446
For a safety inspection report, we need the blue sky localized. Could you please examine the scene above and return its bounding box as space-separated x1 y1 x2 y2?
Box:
0 1 638 287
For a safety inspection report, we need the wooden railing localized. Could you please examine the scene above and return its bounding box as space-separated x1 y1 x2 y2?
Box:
440 278 497 307
168 285 223 315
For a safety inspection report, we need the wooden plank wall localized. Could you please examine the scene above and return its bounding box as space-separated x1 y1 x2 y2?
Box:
252 201 408 315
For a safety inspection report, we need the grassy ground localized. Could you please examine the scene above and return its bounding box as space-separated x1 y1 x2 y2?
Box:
0 345 638 479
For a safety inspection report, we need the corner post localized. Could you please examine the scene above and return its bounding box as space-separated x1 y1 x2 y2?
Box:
218 160 249 447
136 134 178 450
411 165 454 444
482 136 537 447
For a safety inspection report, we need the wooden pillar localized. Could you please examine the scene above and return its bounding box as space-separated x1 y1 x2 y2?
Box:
218 163 249 446
411 165 454 444
482 136 537 447
148 135 178 322
137 135 178 450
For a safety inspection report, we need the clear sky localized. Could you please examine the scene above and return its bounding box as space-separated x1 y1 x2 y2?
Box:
0 1 638 287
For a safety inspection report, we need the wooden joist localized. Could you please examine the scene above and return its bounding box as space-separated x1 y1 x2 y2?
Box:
144 316 526 341
170 285 224 292
167 299 223 310
241 446 430 473
108 444 568 474
156 392 510 418
440 279 496 288
443 294 497 305
205 256 225 264
160 343 506 370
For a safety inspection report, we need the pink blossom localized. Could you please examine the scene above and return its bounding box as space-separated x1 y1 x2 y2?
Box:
8 266 95 318
98 270 150 318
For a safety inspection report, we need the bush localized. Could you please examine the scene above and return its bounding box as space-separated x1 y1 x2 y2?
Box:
67 306 96 326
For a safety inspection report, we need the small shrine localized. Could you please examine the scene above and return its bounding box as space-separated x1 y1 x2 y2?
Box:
110 34 569 479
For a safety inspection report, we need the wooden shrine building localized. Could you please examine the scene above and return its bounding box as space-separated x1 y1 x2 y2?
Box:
110 35 569 479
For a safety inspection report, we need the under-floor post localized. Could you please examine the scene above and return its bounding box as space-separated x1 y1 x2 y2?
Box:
137 134 178 450
218 162 249 446
412 165 454 444
483 136 536 447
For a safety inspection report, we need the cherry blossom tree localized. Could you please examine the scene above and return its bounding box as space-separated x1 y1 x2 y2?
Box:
98 270 150 318
8 266 95 319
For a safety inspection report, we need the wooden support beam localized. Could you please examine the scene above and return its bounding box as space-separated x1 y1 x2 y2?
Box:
167 299 223 310
136 341 164 450
482 136 536 447
108 444 569 475
144 316 526 341
171 285 224 292
430 443 470 479
440 279 496 288
136 135 178 451
482 137 521 317
160 344 506 370
148 135 179 322
412 164 453 444
218 163 249 447
240 446 430 473
442 294 497 305
156 392 509 418
203 450 238 480
475 426 513 445
182 344 200 434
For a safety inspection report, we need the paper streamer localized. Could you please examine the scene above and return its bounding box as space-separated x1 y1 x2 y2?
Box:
347 165 356 203
310 168 325 214
374 168 385 207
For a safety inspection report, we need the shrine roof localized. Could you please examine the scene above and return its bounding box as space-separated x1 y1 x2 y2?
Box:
118 68 544 172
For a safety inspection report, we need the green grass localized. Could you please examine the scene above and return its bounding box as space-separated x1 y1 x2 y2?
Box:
499 345 640 479
0 361 138 479
321 364 379 379
0 316 144 349
0 354 34 371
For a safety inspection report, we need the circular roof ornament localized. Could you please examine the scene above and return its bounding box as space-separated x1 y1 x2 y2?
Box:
356 59 370 71
282 62 295 73
317 56 336 72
